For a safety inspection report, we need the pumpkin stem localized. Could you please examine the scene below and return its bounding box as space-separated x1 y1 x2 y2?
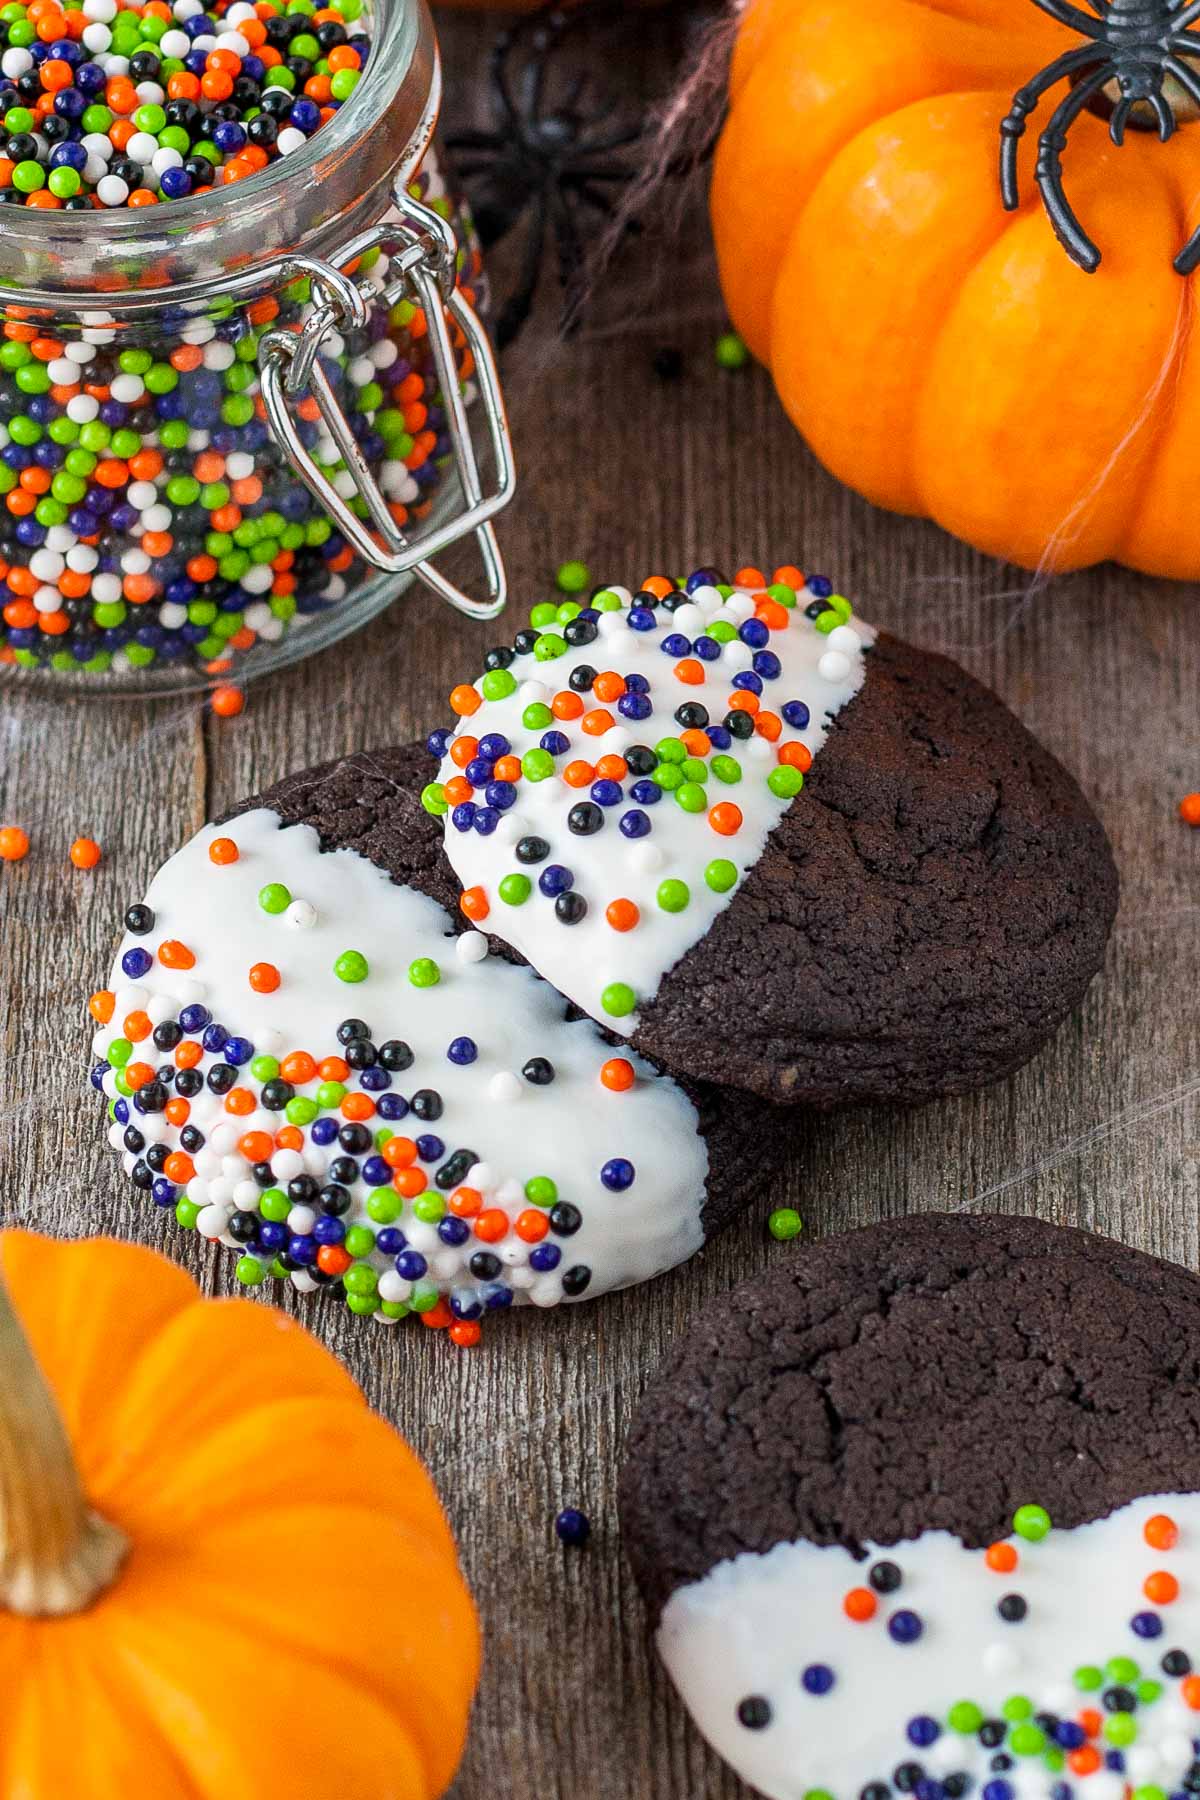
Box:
0 1269 127 1616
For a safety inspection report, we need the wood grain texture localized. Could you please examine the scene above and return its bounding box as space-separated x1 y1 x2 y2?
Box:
1 10 1199 1797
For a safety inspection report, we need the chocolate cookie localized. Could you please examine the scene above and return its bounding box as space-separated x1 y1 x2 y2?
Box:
619 1212 1200 1800
416 565 1118 1108
87 780 779 1343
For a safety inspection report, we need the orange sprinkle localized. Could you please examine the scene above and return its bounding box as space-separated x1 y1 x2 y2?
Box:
210 685 244 718
238 1131 274 1165
726 689 759 715
317 1055 349 1083
773 564 805 588
563 759 595 788
208 836 239 865
449 735 478 769
592 670 626 703
1182 1676 1200 1711
174 1041 203 1071
248 961 280 993
123 1010 151 1043
1145 1514 1179 1551
680 729 711 759
734 565 767 588
392 1167 426 1199
606 898 640 932
779 741 814 772
88 990 115 1025
600 1057 635 1092
461 885 490 922
382 1135 417 1170
124 1061 154 1092
449 683 481 717
419 1298 453 1330
985 1543 1018 1574
317 1244 352 1277
1078 1709 1103 1739
0 825 30 861
493 754 522 783
709 802 743 836
673 658 705 686
449 1186 483 1218
550 689 585 721
164 1098 190 1128
1144 1570 1179 1605
449 1320 482 1348
581 708 615 736
756 599 791 631
473 1208 510 1243
281 1051 316 1085
514 1208 550 1244
640 574 674 598
1180 793 1200 827
596 754 628 781
158 939 195 970
843 1587 877 1622
68 836 101 869
224 1088 256 1117
443 775 473 808
341 1093 375 1123
163 1151 194 1184
275 1126 303 1152
754 710 782 742
1068 1748 1102 1776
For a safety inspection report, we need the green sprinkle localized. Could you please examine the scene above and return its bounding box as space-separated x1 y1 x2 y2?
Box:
1002 1696 1033 1723
768 1207 803 1241
947 1702 984 1735
1106 1657 1139 1683
530 602 558 628
316 1081 346 1110
259 1189 290 1223
1009 1724 1045 1757
1135 1680 1162 1705
106 1037 132 1069
814 609 841 635
409 1283 441 1314
236 1255 265 1286
679 758 709 783
655 736 687 763
654 762 683 791
525 1175 557 1207
556 601 582 624
334 950 369 984
715 330 750 370
711 755 742 784
1104 1715 1137 1748
421 782 448 816
602 981 636 1018
766 582 797 609
1013 1504 1052 1542
521 748 556 782
499 873 531 905
533 632 567 662
522 702 554 730
412 1190 446 1223
705 858 738 894
380 1300 411 1320
555 559 590 594
675 782 707 814
175 1198 201 1230
1074 1666 1103 1692
768 765 805 800
481 668 517 701
657 879 690 913
286 1097 320 1127
346 1291 379 1316
409 957 441 988
367 1188 403 1225
250 1055 280 1083
258 882 291 914
593 590 623 613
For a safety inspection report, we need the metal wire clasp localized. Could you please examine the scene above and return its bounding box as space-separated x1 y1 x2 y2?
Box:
259 188 515 621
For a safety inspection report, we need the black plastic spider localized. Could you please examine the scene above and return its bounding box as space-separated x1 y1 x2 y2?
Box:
1001 0 1200 273
445 0 652 348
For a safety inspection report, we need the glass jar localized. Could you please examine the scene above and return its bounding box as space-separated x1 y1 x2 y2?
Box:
0 0 514 694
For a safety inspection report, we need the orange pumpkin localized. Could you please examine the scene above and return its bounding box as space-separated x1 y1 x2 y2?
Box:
0 1231 478 1798
713 0 1200 577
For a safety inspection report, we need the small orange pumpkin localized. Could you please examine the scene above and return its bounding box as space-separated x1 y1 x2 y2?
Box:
0 1231 478 1798
713 0 1200 577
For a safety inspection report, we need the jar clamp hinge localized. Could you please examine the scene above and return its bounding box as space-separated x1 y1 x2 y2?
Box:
259 186 515 622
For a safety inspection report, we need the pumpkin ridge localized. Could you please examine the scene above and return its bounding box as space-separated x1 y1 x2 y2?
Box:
83 1631 197 1800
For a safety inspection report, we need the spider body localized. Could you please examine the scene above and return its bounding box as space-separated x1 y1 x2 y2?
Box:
1001 0 1200 272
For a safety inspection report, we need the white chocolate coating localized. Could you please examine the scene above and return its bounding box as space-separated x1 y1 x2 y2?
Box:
659 1496 1200 1800
93 809 711 1318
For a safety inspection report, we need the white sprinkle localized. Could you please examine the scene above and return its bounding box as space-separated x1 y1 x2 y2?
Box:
818 649 852 682
284 898 317 930
456 931 489 965
488 1071 522 1103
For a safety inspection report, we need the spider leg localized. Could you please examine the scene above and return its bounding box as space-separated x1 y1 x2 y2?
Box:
494 193 548 350
1000 44 1109 209
1170 0 1200 19
568 124 645 156
1033 67 1114 271
1149 85 1177 141
1160 54 1200 270
1026 0 1105 38
443 129 506 153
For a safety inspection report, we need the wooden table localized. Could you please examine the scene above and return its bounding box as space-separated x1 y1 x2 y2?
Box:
1 11 1198 1796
